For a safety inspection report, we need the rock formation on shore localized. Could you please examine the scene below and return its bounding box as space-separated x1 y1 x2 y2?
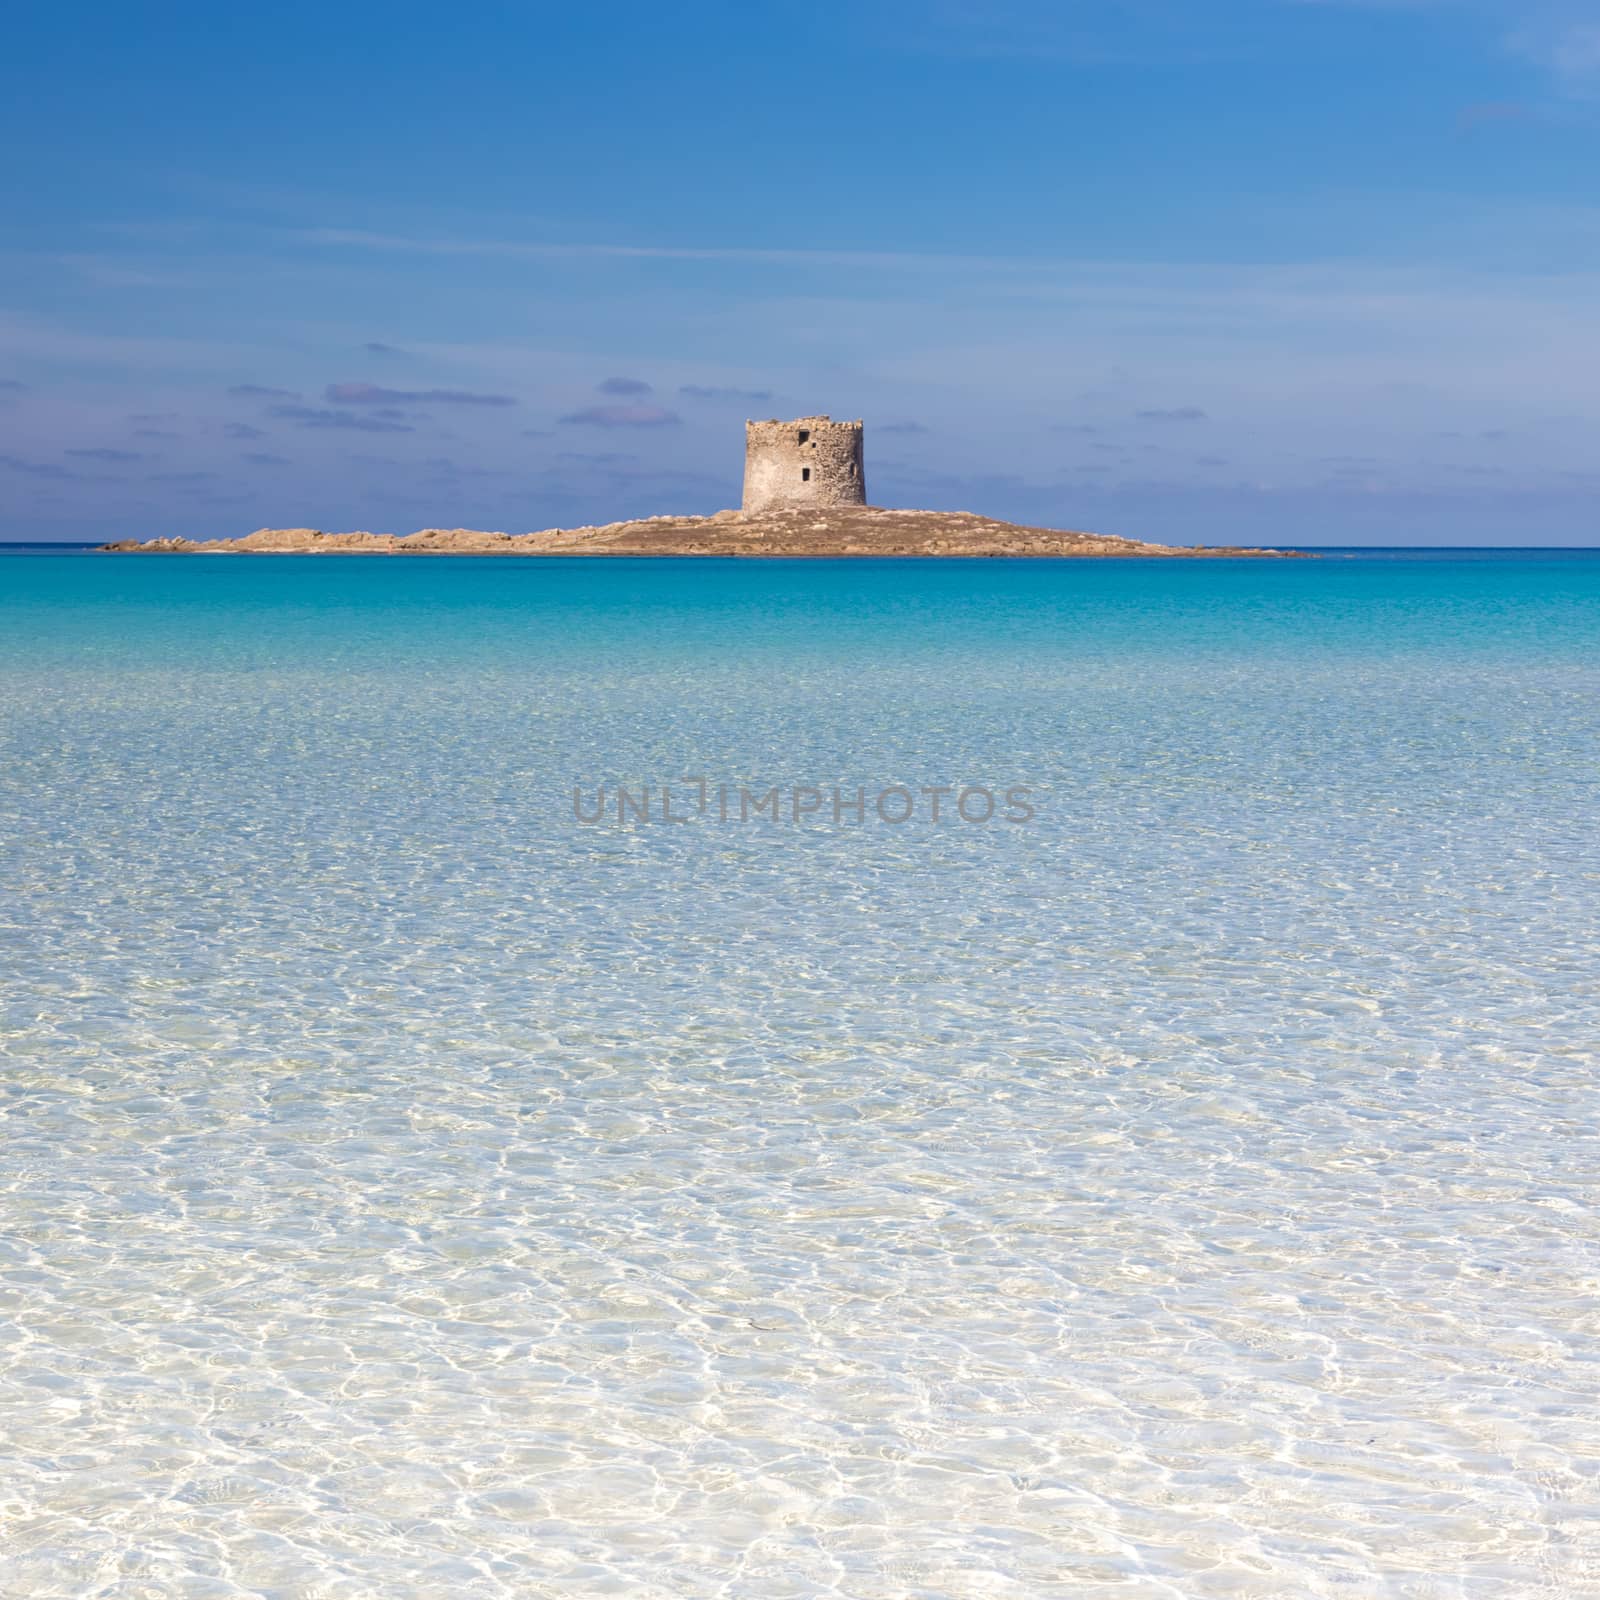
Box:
100 506 1297 558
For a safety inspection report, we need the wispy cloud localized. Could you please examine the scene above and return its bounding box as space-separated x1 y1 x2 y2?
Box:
598 376 652 396
416 455 508 479
1533 21 1600 89
0 379 26 392
269 403 415 433
0 454 77 479
679 384 775 403
558 404 682 428
223 422 266 440
293 226 1027 274
363 341 408 356
325 381 516 407
66 447 143 461
228 383 300 399
872 0 1290 65
887 0 1600 98
243 452 290 466
1137 406 1208 423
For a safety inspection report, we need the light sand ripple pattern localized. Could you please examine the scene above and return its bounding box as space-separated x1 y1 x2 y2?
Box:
1 562 1598 1598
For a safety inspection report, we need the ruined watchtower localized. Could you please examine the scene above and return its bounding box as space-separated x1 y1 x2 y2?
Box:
742 415 866 514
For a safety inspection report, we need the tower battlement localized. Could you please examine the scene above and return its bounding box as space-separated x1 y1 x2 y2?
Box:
742 415 866 514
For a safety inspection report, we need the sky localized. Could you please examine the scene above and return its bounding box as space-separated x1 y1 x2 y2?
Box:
2 0 1598 546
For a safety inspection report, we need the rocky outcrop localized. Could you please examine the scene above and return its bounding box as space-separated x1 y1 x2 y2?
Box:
100 507 1302 559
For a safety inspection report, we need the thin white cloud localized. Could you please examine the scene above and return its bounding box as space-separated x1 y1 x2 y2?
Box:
559 404 682 429
1519 20 1600 89
325 381 516 407
289 226 1035 274
885 0 1600 95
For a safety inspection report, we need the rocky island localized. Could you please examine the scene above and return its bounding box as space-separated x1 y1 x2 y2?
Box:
100 507 1293 559
100 416 1300 558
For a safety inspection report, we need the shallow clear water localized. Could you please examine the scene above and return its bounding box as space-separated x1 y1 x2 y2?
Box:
2 552 1597 1599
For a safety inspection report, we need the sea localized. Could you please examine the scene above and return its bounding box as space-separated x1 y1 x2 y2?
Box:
1 546 1597 1599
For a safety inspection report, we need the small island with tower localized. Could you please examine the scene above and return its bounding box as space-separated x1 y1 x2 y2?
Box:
101 415 1294 557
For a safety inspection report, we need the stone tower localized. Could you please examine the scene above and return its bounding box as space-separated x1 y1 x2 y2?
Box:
742 415 866 514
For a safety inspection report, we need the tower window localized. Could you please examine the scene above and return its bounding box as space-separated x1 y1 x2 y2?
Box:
802 467 811 482
798 429 810 444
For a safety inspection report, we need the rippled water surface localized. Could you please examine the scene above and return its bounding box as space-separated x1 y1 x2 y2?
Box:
2 551 1598 1598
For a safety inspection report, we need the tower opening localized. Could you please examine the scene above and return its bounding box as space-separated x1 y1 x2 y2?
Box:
802 467 811 482
798 429 810 444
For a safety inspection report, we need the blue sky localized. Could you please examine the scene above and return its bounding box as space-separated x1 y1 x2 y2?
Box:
2 0 1598 544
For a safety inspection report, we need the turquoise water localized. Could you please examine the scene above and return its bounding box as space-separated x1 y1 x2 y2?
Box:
2 551 1597 1599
